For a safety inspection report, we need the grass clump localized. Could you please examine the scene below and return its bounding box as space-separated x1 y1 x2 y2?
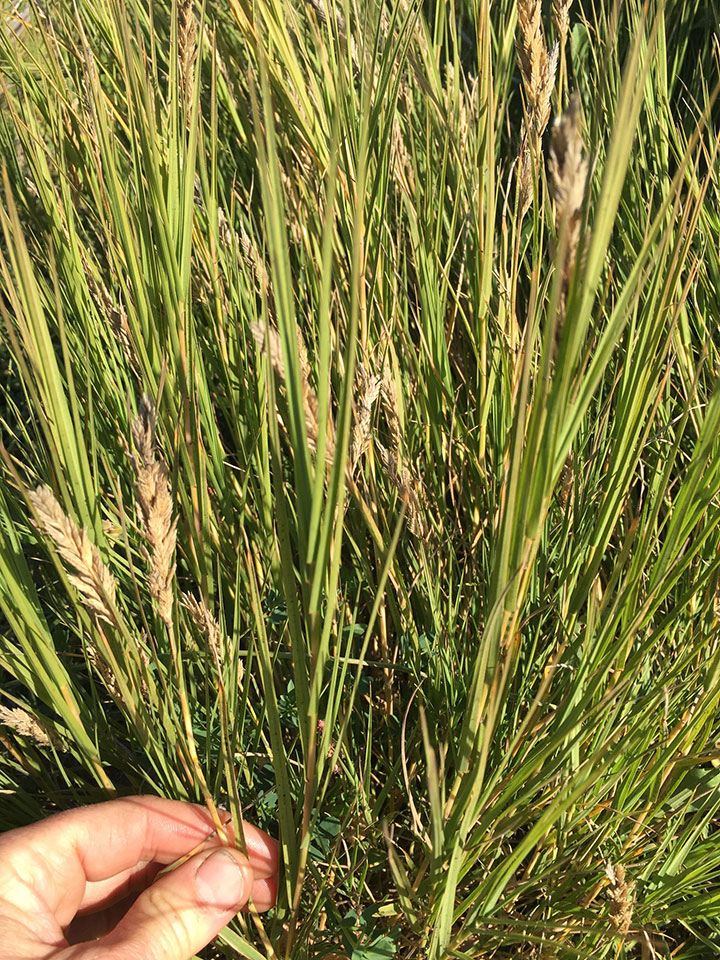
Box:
1 0 720 957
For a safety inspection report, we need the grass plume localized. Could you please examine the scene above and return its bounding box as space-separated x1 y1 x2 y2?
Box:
516 0 559 220
0 705 58 748
606 862 636 937
178 0 197 128
549 91 588 305
516 0 558 136
131 395 177 630
27 485 117 625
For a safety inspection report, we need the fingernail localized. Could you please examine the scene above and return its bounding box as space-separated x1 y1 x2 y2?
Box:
194 849 247 909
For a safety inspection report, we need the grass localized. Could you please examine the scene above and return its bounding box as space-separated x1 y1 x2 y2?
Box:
1 0 720 957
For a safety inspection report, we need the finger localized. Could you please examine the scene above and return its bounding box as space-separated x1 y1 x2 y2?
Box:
244 874 278 914
0 796 220 926
0 796 278 927
65 874 278 944
73 860 160 915
87 846 274 960
77 813 278 915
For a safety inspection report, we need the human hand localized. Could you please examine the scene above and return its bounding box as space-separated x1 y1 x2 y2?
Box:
0 795 278 960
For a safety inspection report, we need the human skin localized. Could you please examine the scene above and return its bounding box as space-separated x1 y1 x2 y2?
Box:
0 795 279 960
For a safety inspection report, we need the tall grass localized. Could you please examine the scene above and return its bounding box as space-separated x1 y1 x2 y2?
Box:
1 0 720 957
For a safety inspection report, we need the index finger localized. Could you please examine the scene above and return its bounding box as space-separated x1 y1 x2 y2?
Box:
0 796 278 927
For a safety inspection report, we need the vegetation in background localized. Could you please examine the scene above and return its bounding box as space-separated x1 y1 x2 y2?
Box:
1 0 720 956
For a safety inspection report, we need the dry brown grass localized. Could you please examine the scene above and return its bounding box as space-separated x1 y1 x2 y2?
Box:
131 395 177 630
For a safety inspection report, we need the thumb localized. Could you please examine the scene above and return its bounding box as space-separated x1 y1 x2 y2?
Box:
89 846 254 960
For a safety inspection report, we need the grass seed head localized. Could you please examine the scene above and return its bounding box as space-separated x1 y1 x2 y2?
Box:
86 643 122 699
28 485 117 625
250 321 332 458
552 0 573 47
85 271 137 373
376 442 428 539
183 593 221 663
549 92 587 227
350 363 383 475
517 128 533 222
606 862 636 936
250 321 285 379
178 0 197 128
131 396 177 630
549 92 588 294
516 0 558 136
0 705 58 748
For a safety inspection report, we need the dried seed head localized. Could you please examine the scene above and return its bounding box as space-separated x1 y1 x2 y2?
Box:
178 0 197 129
250 321 285 379
375 358 429 537
217 206 234 247
549 92 587 228
380 357 402 451
305 0 347 38
86 643 122 699
605 862 635 936
552 0 573 48
183 593 221 663
516 0 558 136
240 221 270 292
376 442 428 539
0 705 57 748
517 128 533 222
251 322 334 459
28 486 116 624
132 394 157 468
540 41 559 134
548 92 588 300
87 635 150 703
350 363 383 475
558 450 574 508
85 272 137 373
131 397 177 630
